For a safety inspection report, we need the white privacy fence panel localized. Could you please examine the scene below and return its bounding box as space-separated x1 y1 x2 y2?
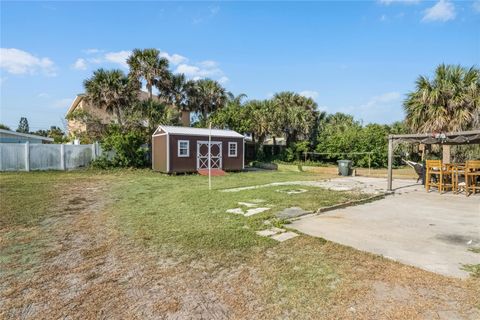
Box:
30 144 62 170
0 142 100 171
65 145 93 169
0 144 26 171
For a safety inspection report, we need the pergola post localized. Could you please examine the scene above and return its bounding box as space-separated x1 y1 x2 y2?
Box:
387 136 393 192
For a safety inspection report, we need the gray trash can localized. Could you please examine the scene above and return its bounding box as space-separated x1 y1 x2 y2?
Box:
337 160 353 176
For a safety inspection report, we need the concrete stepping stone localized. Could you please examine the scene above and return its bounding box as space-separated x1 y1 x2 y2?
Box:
238 202 258 207
256 227 285 237
276 189 308 195
276 207 312 219
226 208 244 215
271 231 299 242
244 207 270 217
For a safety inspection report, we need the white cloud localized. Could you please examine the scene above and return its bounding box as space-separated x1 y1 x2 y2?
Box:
473 0 480 13
218 76 229 84
72 49 229 85
198 60 217 68
72 58 87 70
0 48 56 76
335 91 403 124
159 52 188 65
380 14 388 21
299 90 319 100
174 60 225 82
422 0 456 22
37 92 50 98
53 98 72 109
378 0 420 4
83 48 103 54
104 50 131 68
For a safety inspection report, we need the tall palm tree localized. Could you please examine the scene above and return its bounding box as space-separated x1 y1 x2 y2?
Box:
83 68 139 126
404 64 480 133
271 91 317 147
127 48 169 100
186 79 227 121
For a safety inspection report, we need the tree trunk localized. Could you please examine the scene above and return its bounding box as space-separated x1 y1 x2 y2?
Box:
272 136 277 156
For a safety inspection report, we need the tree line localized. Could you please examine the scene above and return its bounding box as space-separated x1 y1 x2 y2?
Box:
2 49 477 168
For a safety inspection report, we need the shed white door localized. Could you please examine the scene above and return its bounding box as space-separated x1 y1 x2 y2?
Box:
197 141 222 169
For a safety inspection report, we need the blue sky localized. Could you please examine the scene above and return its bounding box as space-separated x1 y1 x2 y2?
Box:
1 1 479 132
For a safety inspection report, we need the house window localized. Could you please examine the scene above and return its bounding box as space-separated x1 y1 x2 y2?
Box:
178 140 189 157
228 142 237 157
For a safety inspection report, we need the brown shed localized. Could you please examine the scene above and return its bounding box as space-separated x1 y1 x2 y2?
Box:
152 125 245 173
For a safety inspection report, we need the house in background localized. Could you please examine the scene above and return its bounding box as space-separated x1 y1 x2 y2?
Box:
65 91 191 137
65 94 111 136
0 129 54 144
152 125 244 173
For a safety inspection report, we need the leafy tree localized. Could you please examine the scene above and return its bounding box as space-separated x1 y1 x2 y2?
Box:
210 93 249 133
126 99 180 137
47 126 67 143
16 117 29 133
95 125 148 168
66 109 106 143
186 79 227 122
127 48 169 100
32 126 66 143
404 64 480 133
0 123 11 130
83 68 139 126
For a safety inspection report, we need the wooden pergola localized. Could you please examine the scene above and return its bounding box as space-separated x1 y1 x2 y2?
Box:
387 130 480 191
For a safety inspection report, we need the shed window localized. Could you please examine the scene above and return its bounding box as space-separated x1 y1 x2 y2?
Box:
228 142 237 157
178 140 189 157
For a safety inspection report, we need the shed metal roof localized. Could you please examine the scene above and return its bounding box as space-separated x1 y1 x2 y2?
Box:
154 125 244 138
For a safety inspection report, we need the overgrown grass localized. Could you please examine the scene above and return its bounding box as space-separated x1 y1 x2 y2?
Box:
108 171 364 259
462 264 480 278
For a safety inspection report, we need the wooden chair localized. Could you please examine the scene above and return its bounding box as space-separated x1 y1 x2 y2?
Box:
425 160 454 193
465 160 480 196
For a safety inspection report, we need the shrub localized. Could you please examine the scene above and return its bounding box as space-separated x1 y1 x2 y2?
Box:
97 125 148 168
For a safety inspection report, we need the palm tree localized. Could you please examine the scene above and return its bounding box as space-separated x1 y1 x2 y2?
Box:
226 92 247 105
83 68 139 126
127 48 169 100
271 92 317 147
186 79 227 121
130 99 180 135
404 64 480 133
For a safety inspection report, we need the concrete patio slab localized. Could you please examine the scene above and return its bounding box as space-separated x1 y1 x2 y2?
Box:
276 207 312 219
290 177 480 278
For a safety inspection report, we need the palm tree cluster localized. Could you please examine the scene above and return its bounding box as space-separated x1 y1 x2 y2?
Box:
404 64 480 133
82 48 229 137
210 91 320 153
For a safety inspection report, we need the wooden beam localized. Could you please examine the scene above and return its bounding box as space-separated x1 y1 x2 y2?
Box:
387 137 393 192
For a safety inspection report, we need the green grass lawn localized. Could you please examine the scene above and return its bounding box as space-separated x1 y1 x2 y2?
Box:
1 168 478 319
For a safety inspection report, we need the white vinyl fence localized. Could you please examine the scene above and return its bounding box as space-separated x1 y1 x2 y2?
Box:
0 142 102 171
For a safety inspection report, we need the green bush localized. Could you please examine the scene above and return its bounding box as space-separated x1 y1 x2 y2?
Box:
95 125 148 168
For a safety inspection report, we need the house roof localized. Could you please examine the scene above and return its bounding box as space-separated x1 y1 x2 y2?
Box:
0 129 54 142
154 125 244 138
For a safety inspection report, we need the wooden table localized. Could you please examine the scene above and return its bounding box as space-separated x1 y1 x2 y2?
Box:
449 163 465 194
